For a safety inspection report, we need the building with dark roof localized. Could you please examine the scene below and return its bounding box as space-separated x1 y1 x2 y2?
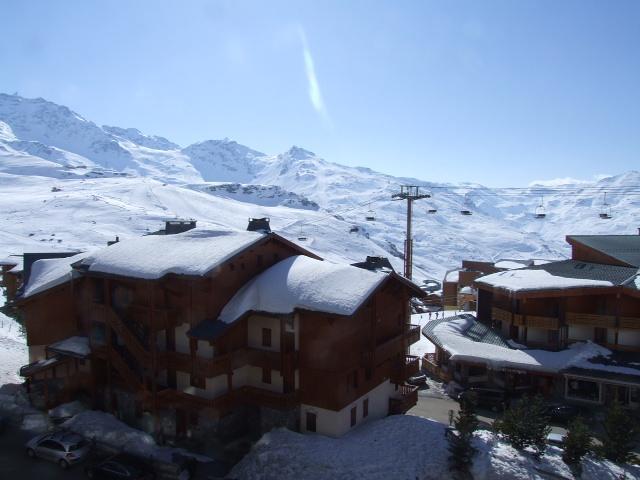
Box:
469 232 640 409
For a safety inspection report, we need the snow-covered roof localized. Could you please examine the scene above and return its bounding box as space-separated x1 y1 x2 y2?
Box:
444 270 459 283
475 259 638 293
477 269 614 293
426 316 613 374
0 256 19 267
48 336 91 358
22 251 91 298
494 260 528 270
459 286 475 294
219 255 387 323
78 229 267 280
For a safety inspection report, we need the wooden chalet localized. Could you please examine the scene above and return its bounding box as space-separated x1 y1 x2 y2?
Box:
425 234 640 409
16 227 424 439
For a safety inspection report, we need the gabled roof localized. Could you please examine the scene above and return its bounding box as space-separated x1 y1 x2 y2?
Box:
21 251 92 299
76 229 320 280
476 259 637 294
567 235 640 268
219 255 390 324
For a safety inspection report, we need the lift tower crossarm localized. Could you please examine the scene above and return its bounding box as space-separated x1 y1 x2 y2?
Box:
391 186 430 280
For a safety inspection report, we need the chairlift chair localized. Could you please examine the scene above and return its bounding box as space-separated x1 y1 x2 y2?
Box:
365 203 376 221
535 196 546 219
460 193 473 216
599 192 612 219
297 226 308 241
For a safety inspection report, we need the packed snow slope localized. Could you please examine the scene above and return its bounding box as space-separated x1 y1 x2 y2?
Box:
1 93 639 281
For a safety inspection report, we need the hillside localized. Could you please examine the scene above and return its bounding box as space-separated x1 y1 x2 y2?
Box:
1 93 638 282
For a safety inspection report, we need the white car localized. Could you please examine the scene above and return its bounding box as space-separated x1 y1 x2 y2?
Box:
25 430 92 469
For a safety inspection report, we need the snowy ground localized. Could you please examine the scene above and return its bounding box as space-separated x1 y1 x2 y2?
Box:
0 290 28 386
229 415 640 480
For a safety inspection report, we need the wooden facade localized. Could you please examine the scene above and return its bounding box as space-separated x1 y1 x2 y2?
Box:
17 233 423 438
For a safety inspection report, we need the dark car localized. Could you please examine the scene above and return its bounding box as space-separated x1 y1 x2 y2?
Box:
544 403 591 425
458 387 509 411
85 453 156 479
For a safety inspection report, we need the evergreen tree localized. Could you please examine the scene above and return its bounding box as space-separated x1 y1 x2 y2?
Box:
598 402 639 464
494 394 551 459
448 395 479 473
562 416 592 474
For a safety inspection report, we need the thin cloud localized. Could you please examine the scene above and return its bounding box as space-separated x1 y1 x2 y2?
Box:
298 27 331 126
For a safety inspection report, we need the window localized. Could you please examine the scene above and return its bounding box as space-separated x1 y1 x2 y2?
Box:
262 367 272 384
363 399 369 418
566 378 600 402
350 406 357 427
93 278 104 304
262 328 272 347
306 412 317 432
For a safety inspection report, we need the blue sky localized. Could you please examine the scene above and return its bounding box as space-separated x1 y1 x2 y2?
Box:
1 0 638 186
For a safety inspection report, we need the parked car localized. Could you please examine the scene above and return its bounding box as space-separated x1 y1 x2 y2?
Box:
407 373 427 386
457 387 509 411
85 453 157 479
544 403 591 425
25 430 92 469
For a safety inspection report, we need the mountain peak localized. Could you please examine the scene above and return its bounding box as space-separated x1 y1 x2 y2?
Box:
284 146 316 160
103 125 179 150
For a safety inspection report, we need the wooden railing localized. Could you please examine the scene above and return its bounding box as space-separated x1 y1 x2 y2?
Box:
513 314 525 326
390 355 420 384
526 315 559 329
619 317 640 330
109 348 143 392
405 324 421 345
105 309 150 365
236 386 299 410
389 384 418 414
492 307 512 323
566 312 615 328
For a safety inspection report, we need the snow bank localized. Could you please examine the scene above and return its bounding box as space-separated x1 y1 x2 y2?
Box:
22 251 89 298
444 270 459 282
62 411 213 464
0 292 28 385
476 269 613 292
230 415 450 480
80 229 265 279
231 415 639 480
494 260 528 270
219 255 386 323
432 316 611 373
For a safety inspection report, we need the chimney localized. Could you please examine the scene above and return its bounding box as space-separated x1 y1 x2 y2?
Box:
165 219 197 235
247 217 271 233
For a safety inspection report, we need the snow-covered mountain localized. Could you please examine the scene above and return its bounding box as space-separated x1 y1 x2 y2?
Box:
0 93 638 281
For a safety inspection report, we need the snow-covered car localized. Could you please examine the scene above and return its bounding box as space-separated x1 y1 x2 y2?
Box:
25 430 91 469
546 432 565 448
407 373 427 386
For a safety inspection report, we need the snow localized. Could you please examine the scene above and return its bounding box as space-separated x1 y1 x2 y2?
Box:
80 228 265 280
230 414 640 480
494 260 528 270
431 316 614 374
410 311 469 358
444 270 459 282
459 286 474 294
0 292 28 385
62 411 213 464
48 335 90 357
21 251 89 298
476 269 614 293
219 255 386 323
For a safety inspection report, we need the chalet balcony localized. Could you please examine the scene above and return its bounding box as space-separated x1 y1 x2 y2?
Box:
566 312 615 328
619 317 640 330
390 355 420 384
236 386 299 410
492 307 512 323
525 315 559 330
389 384 418 415
405 324 421 345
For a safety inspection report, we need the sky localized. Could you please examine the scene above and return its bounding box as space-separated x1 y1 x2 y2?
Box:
1 0 639 186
